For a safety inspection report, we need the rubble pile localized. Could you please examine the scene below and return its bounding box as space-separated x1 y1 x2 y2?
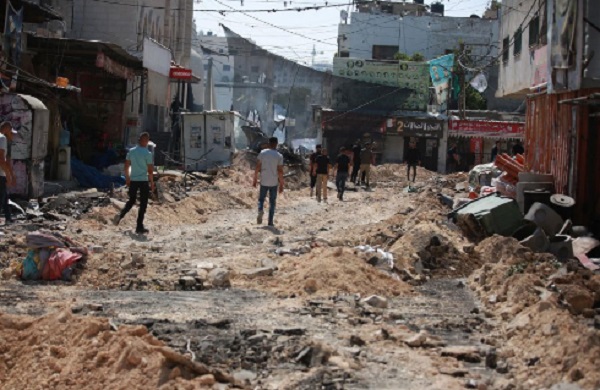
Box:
469 236 600 389
0 309 237 389
245 247 411 297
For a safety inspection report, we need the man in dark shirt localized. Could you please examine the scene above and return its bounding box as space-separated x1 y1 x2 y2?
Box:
334 146 351 201
491 140 500 162
358 143 374 187
309 144 322 197
351 141 362 184
313 148 331 203
447 142 459 173
511 140 524 156
405 142 420 182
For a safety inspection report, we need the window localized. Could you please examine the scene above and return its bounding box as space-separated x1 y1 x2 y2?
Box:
223 64 231 72
529 15 540 47
513 27 522 56
372 45 398 60
221 76 230 82
502 36 509 63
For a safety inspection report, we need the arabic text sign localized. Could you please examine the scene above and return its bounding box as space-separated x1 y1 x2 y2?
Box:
333 58 430 111
449 120 525 138
396 118 443 138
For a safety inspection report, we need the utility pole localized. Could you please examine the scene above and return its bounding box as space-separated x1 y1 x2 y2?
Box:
204 57 214 110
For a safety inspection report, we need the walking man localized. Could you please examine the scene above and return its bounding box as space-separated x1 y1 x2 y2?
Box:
334 146 351 201
313 147 331 203
0 122 16 225
358 143 373 187
511 139 524 156
113 132 155 234
405 141 421 182
350 140 361 184
253 137 284 227
309 144 322 197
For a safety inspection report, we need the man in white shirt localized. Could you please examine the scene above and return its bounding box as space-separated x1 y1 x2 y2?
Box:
253 137 284 227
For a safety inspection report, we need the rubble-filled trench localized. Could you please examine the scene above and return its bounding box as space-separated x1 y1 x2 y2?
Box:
1 159 599 390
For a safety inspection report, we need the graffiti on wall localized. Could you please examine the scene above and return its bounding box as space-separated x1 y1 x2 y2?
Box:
0 93 32 159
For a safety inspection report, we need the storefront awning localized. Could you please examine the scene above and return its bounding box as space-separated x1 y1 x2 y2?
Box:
449 120 524 138
27 35 144 76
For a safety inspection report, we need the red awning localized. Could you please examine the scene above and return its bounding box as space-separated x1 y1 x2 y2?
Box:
449 120 525 138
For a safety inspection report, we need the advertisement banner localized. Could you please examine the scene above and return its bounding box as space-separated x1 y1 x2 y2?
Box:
428 54 454 105
333 57 430 111
449 120 525 138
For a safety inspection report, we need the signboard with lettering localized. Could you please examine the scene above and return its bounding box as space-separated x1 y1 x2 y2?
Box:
396 118 443 138
169 67 193 80
333 58 430 111
449 120 524 138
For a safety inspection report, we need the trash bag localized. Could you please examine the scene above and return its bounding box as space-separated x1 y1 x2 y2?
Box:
41 248 83 281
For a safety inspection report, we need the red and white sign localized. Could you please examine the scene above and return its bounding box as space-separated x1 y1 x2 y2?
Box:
449 120 524 138
169 67 193 80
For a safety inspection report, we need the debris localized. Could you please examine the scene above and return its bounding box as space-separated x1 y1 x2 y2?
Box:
241 267 275 278
362 295 388 309
440 346 482 363
208 268 231 288
404 331 427 348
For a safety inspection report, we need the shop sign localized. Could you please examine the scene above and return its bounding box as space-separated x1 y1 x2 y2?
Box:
396 118 443 138
449 120 524 138
169 66 193 80
333 57 430 111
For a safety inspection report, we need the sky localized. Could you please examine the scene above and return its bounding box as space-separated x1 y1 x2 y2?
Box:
193 0 494 65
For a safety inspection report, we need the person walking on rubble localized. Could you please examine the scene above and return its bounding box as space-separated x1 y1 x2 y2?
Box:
253 137 284 227
351 140 361 184
0 122 16 225
113 132 155 234
358 143 374 187
309 144 322 197
405 141 421 183
313 147 331 203
333 146 351 201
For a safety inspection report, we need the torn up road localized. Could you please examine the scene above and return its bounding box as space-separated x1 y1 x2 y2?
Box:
0 158 599 390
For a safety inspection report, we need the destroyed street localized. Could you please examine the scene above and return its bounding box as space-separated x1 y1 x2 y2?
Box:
1 159 599 390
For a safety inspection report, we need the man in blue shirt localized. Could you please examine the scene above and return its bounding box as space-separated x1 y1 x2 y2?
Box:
113 132 155 234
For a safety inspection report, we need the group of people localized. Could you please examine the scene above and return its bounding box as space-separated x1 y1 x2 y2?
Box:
307 142 377 202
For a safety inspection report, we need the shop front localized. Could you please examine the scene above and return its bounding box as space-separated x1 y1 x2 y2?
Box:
393 117 444 172
448 119 525 170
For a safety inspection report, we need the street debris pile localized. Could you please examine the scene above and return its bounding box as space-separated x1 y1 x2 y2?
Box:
469 236 600 389
0 309 237 389
15 231 89 281
243 247 411 297
137 317 354 389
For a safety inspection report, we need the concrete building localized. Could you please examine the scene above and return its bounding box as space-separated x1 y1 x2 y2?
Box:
496 0 547 98
46 0 196 137
497 0 600 230
196 31 235 111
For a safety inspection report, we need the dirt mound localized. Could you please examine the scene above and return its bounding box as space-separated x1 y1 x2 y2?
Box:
0 309 235 390
80 190 254 230
469 235 600 389
371 163 437 184
243 247 411 297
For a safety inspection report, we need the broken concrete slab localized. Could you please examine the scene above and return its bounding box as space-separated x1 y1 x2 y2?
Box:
208 268 231 288
362 295 388 309
241 267 275 279
440 346 482 363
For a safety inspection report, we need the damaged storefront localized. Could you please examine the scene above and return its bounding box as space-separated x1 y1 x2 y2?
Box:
27 36 143 173
527 90 600 233
392 117 445 172
320 109 386 162
449 119 525 168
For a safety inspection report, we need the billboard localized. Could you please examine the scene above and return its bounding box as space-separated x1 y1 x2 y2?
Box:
333 57 430 111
